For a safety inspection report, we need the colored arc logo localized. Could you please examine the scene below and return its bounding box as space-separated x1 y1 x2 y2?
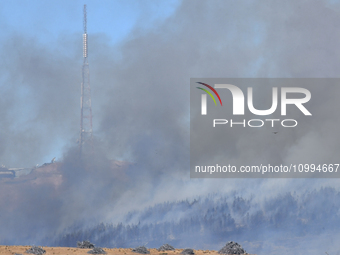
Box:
196 82 223 106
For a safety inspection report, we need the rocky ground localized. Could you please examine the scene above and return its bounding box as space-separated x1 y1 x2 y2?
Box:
0 246 254 255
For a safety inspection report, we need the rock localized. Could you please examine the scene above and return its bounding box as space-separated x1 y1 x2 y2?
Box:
132 246 150 254
25 246 46 255
158 244 175 251
181 249 195 255
218 241 246 254
87 248 106 254
77 241 95 249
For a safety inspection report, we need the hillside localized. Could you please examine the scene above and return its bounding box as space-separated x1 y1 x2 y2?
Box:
54 188 340 254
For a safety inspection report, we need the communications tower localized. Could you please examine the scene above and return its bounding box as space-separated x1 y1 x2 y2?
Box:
79 4 93 155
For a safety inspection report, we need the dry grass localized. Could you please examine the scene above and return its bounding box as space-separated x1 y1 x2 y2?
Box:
0 246 256 255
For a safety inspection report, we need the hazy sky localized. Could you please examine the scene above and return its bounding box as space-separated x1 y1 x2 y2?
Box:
0 1 180 45
0 0 180 165
2 0 339 168
1 0 340 178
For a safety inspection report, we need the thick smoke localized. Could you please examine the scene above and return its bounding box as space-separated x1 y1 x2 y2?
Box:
0 1 340 254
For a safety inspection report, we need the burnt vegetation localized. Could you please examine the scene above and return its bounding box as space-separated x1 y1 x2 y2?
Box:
54 188 340 250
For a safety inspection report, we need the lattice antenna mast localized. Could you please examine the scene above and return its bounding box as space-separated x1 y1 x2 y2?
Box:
79 4 93 155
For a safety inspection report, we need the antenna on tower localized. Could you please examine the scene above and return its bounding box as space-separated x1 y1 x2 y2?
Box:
83 4 88 59
79 4 93 156
83 4 87 34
